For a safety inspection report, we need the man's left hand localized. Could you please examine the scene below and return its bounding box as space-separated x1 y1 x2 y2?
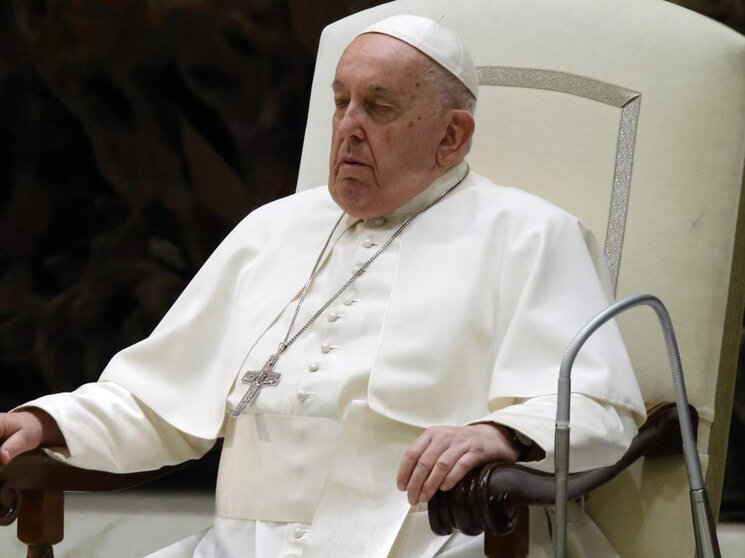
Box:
396 423 519 505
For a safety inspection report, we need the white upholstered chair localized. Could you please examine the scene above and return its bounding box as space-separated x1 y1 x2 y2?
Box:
1 1 743 557
296 0 745 556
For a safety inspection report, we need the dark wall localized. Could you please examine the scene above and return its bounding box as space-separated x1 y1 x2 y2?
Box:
0 0 386 410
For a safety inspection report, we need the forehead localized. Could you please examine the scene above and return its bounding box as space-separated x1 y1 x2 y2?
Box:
334 33 431 91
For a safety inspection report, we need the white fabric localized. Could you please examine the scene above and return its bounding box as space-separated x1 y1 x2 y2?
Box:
216 415 343 523
26 381 214 472
29 388 635 557
26 161 644 556
359 15 479 99
32 382 625 557
74 161 644 441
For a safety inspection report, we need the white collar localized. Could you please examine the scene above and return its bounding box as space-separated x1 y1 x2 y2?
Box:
339 160 470 230
384 160 469 220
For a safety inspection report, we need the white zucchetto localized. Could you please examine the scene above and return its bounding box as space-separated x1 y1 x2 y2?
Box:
359 15 479 99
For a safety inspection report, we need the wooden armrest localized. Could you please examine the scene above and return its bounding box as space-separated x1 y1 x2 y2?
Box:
428 402 697 537
0 450 194 527
0 442 220 556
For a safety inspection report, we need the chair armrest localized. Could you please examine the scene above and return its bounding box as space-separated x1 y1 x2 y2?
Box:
0 443 220 528
428 402 696 536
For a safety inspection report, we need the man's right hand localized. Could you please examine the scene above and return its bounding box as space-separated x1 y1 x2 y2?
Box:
0 409 65 465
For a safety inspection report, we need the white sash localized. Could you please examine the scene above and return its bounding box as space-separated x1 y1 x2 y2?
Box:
302 401 451 558
216 402 453 557
216 414 342 523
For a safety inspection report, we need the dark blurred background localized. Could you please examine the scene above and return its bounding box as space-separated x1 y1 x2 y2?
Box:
0 0 743 518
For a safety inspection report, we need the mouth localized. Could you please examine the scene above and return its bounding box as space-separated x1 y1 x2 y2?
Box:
338 155 370 169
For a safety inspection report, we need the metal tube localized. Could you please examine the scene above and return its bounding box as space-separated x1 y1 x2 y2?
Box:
554 294 719 558
553 426 570 558
691 489 722 558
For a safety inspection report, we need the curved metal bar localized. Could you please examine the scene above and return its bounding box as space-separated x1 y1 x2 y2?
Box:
555 293 717 558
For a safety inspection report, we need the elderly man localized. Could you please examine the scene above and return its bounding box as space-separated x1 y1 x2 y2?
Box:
0 15 644 558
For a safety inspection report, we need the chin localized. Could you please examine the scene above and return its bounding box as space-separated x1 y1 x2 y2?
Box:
329 179 377 217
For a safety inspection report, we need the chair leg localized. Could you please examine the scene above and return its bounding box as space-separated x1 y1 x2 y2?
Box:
17 490 64 558
26 544 55 558
484 505 529 558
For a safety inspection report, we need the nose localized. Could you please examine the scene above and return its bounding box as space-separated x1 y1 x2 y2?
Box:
335 101 366 142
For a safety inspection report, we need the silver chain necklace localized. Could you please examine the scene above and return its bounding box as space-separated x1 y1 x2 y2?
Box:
232 165 470 416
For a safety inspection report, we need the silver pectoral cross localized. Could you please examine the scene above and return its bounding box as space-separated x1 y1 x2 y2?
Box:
231 350 283 417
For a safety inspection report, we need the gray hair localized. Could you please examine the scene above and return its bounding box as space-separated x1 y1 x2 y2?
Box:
422 60 477 155
423 60 477 115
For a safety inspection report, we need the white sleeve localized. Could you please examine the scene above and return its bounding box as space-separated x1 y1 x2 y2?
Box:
481 393 638 473
19 381 215 473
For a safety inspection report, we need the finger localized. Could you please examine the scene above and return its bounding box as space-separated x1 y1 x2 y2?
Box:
0 414 18 464
0 446 11 465
397 431 433 490
439 451 485 492
0 430 32 465
418 445 468 503
405 437 452 505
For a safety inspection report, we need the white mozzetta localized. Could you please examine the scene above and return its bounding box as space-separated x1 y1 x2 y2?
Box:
70 162 643 440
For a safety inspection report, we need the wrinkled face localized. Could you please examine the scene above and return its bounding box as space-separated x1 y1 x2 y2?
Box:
328 34 450 219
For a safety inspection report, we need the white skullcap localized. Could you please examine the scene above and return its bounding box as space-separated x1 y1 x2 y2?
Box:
359 15 479 99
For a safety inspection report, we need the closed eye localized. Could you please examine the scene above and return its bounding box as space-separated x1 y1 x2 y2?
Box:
366 100 397 117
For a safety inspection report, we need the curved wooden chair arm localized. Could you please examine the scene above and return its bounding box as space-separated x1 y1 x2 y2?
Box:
428 402 697 538
0 442 220 557
0 451 193 527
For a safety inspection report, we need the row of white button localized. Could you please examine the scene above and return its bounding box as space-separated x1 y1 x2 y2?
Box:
307 340 337 370
299 241 366 389
351 240 376 275
308 294 354 372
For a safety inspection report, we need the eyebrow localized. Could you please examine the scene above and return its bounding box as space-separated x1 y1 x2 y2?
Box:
332 80 400 100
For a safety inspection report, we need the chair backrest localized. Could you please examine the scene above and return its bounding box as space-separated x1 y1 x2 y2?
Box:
297 1 745 555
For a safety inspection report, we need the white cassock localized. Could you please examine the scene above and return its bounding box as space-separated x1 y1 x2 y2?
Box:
25 160 645 557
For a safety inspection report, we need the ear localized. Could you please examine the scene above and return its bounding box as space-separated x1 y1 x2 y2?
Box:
435 110 476 167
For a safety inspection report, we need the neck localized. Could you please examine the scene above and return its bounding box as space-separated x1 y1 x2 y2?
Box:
381 160 469 221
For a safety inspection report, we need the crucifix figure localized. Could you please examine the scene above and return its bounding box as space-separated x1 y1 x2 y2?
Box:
231 351 283 417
